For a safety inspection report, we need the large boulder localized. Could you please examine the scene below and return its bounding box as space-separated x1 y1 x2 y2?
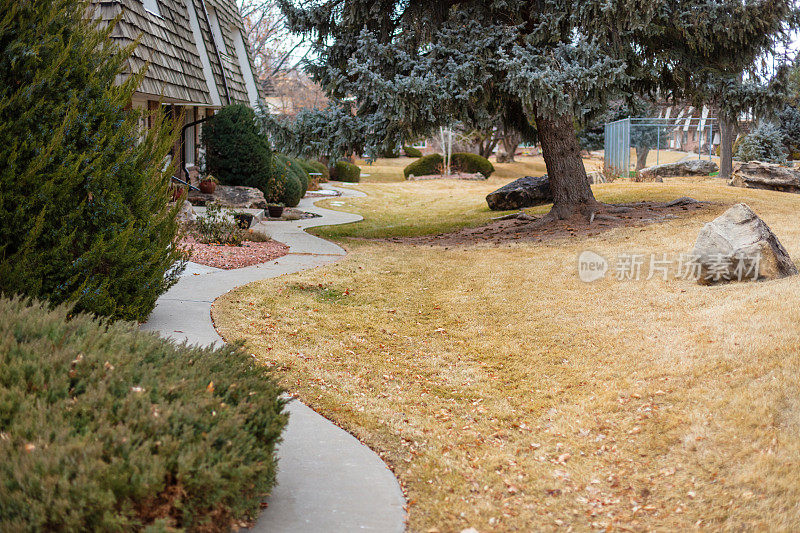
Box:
486 175 552 211
691 203 797 285
187 184 267 209
639 159 718 179
729 161 800 193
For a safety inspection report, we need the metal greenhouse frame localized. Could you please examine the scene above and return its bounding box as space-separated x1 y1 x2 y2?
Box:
603 116 717 178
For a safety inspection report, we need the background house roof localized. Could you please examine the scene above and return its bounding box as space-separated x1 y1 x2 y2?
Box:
93 0 263 106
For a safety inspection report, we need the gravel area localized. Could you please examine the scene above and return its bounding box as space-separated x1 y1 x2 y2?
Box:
182 236 290 270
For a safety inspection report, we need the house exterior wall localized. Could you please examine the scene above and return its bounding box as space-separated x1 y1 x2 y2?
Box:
92 0 263 108
91 0 263 182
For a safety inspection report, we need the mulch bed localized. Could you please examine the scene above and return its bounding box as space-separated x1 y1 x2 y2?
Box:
387 199 722 247
181 236 289 270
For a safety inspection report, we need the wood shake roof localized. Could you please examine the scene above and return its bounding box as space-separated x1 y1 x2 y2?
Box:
92 0 262 106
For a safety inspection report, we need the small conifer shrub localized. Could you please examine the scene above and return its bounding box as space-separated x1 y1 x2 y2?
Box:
202 104 273 192
0 296 287 531
403 145 423 158
271 154 305 206
734 123 788 164
451 152 495 177
332 161 362 182
403 154 444 178
0 0 185 321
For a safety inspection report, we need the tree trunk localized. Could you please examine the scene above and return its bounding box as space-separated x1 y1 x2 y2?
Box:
535 112 597 219
635 146 650 172
478 137 498 159
718 113 736 179
499 131 521 163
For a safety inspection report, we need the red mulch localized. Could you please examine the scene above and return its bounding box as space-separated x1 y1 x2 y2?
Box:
181 236 290 270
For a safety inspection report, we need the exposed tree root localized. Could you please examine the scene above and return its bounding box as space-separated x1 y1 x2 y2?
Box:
387 198 722 247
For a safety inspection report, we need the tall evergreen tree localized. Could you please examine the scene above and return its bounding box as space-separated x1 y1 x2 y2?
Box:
279 0 797 220
0 0 184 321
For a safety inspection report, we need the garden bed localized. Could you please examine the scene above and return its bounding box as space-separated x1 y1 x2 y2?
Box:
182 236 289 270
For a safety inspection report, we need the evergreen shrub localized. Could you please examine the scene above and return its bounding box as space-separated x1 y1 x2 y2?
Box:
333 161 361 182
0 296 287 531
403 154 444 178
451 152 495 177
0 0 185 322
307 160 330 182
202 105 272 192
735 123 788 164
271 155 304 206
403 145 423 158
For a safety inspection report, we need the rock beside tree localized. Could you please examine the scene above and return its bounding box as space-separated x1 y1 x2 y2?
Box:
639 159 719 179
486 175 553 211
728 161 800 193
691 203 797 284
188 185 268 209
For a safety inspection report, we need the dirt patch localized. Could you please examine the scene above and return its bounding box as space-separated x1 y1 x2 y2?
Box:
182 237 289 269
388 199 723 246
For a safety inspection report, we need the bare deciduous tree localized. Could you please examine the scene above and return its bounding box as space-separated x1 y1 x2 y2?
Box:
239 0 307 83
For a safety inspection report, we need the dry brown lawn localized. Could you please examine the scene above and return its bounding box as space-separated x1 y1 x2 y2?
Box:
214 179 800 532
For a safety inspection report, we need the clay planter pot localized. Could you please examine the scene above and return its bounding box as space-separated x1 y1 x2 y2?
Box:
233 213 254 229
267 204 285 218
170 185 185 202
199 180 217 194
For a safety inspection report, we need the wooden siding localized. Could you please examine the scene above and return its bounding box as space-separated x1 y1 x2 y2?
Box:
93 0 263 106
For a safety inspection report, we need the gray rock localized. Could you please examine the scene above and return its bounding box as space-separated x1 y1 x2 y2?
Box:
486 175 552 211
639 159 718 179
175 200 196 224
729 161 800 193
691 203 797 285
665 196 700 207
187 184 267 209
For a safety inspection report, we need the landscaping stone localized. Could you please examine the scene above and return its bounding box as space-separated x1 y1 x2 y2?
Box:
187 184 267 209
486 175 552 210
175 199 196 223
665 196 700 207
691 203 797 285
729 160 800 193
639 159 718 179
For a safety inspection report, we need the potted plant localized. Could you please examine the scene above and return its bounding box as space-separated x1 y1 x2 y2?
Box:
199 175 218 194
266 175 285 218
170 184 186 202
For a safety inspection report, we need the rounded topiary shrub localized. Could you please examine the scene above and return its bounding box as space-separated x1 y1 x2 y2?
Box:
289 158 311 195
332 161 361 182
451 152 495 177
403 145 423 158
307 160 330 182
271 154 304 207
202 104 272 192
0 296 287 531
403 153 443 178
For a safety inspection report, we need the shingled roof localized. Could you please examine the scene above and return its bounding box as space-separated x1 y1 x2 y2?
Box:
92 0 263 106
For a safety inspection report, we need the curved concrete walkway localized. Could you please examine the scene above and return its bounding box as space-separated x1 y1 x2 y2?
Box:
142 185 407 533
